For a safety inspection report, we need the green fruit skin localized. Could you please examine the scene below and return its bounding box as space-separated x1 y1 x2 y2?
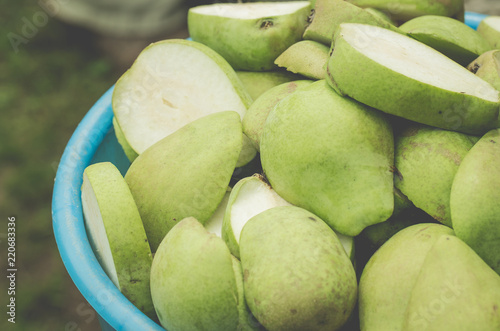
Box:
188 3 311 71
394 125 476 227
236 70 304 100
399 15 493 66
242 79 313 151
404 235 500 330
150 217 239 331
125 111 242 251
231 256 266 331
261 80 394 236
450 129 500 274
82 162 156 320
359 223 455 331
477 17 500 50
345 0 464 22
240 206 358 331
326 25 500 135
303 0 402 46
468 50 500 92
275 40 330 80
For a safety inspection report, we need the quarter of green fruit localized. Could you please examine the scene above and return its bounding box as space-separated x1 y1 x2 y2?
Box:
150 217 239 331
477 16 500 50
468 50 500 92
188 1 311 71
81 162 155 320
399 15 492 66
125 111 242 251
345 0 464 22
275 40 330 80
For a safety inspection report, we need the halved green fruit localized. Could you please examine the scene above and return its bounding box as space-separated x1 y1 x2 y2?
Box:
188 1 311 71
112 39 251 155
81 162 155 320
222 174 291 259
326 23 500 135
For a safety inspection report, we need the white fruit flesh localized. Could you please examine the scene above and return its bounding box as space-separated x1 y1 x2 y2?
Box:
484 16 500 31
82 172 120 286
337 232 354 259
230 178 291 244
205 191 231 237
113 42 248 154
341 24 498 102
190 2 310 19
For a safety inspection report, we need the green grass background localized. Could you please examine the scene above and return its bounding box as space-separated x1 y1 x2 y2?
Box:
0 0 497 330
1 1 120 330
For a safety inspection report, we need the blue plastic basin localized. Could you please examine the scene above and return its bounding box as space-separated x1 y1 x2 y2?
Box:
51 12 489 331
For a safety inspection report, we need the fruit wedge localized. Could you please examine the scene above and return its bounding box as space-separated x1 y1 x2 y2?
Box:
399 15 492 66
242 79 313 151
124 111 243 252
326 23 500 135
150 217 239 331
222 175 291 259
345 0 464 22
275 40 330 80
236 70 304 100
188 2 311 71
468 50 500 92
477 16 500 50
81 162 155 319
450 129 500 274
112 39 251 155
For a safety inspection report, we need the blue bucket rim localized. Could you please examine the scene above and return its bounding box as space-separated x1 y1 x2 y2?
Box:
51 11 489 330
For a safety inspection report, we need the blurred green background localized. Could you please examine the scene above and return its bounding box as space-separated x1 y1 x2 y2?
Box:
0 0 498 330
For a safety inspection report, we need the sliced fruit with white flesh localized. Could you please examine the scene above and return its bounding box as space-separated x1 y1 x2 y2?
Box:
81 162 156 320
204 189 231 238
112 39 251 156
468 50 500 92
275 40 330 80
188 2 311 71
399 15 493 66
326 23 500 135
222 174 291 259
125 111 243 252
477 16 500 50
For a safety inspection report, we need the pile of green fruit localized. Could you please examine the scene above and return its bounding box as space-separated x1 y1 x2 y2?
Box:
80 1 500 330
